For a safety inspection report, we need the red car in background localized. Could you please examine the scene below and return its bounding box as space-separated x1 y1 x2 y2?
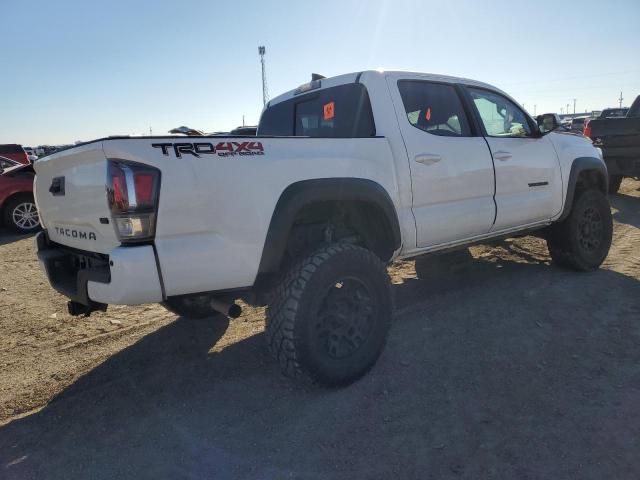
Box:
0 144 30 165
0 163 40 233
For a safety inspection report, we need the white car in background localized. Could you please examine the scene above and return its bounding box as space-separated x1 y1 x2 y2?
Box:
23 147 38 162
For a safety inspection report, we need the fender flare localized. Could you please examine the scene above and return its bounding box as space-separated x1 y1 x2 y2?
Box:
558 156 608 221
257 178 401 274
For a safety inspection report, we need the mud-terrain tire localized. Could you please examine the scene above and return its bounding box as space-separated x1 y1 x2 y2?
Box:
163 294 219 319
3 194 40 234
608 175 623 194
547 189 613 271
414 248 472 280
265 243 392 386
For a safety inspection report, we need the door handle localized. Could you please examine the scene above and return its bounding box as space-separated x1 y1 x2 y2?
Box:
493 151 512 161
415 153 442 165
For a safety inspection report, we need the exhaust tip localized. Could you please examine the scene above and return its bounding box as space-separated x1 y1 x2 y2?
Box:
209 297 242 318
227 303 242 319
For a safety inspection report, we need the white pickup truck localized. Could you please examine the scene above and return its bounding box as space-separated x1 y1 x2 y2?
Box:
34 70 612 385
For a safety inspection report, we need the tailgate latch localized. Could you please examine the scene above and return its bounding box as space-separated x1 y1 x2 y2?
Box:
49 176 65 196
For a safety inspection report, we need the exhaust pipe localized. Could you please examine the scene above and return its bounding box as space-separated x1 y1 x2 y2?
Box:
209 297 242 318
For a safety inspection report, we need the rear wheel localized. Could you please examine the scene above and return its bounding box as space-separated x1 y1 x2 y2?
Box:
546 189 612 271
3 194 40 234
265 243 392 386
608 175 623 194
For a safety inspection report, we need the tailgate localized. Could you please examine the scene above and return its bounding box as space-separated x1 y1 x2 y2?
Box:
591 118 640 142
34 142 119 254
591 118 640 160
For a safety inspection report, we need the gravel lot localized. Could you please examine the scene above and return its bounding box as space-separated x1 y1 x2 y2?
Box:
1 179 639 479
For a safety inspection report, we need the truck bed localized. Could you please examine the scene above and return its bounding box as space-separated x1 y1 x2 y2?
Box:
589 116 640 176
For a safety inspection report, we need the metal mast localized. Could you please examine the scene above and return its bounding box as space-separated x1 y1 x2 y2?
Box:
258 46 269 107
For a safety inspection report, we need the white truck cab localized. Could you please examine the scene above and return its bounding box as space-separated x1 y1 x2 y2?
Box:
34 70 611 385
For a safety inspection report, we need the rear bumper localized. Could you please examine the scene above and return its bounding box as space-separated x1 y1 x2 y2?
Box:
36 231 163 306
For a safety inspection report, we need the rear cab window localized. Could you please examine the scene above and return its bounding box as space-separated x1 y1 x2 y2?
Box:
258 83 376 137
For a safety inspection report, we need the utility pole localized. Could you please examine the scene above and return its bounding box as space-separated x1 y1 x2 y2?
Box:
618 91 624 108
242 115 245 127
258 46 269 107
534 104 537 116
566 103 570 116
573 98 576 114
560 107 564 115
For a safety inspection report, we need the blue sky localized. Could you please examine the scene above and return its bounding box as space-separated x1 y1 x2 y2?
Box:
2 0 639 146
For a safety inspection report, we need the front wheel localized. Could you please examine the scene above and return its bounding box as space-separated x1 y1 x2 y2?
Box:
546 189 612 271
266 243 392 386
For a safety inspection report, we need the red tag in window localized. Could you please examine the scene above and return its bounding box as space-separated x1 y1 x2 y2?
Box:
425 107 432 121
323 101 335 120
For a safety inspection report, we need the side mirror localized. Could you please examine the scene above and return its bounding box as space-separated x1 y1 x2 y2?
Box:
536 113 560 134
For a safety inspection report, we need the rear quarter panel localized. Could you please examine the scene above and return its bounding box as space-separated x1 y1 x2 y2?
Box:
102 137 400 295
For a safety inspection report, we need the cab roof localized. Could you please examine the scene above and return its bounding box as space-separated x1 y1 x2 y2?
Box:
266 69 506 108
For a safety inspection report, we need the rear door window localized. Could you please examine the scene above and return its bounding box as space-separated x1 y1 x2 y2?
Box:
258 83 376 137
397 81 471 137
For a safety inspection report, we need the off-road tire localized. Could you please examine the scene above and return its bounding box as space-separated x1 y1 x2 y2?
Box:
265 243 392 386
162 294 219 319
3 194 40 234
608 175 623 194
414 248 473 280
546 189 612 271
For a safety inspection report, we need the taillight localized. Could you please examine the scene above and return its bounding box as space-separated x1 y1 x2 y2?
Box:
583 120 592 139
107 160 160 243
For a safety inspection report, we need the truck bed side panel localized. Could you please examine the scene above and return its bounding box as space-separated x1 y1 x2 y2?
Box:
101 137 400 296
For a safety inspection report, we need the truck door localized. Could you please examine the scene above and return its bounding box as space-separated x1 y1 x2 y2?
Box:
465 87 562 230
388 76 496 247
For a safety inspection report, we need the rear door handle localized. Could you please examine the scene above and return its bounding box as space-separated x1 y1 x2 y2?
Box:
415 153 442 165
493 151 512 161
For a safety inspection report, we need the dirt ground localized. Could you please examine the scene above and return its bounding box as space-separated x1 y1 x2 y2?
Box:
1 180 639 479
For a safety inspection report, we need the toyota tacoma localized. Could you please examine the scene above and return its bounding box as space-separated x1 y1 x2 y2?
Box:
33 70 612 385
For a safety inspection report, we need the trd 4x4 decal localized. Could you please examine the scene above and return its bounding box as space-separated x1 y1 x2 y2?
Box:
152 141 264 158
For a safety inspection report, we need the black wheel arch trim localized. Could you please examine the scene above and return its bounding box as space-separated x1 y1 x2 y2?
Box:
558 156 608 222
257 178 401 274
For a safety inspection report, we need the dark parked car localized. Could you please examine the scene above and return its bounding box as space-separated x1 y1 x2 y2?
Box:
0 164 39 233
587 95 640 193
570 116 590 132
0 144 30 165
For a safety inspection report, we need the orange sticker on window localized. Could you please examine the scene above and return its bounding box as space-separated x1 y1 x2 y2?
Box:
425 107 432 121
323 101 335 120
